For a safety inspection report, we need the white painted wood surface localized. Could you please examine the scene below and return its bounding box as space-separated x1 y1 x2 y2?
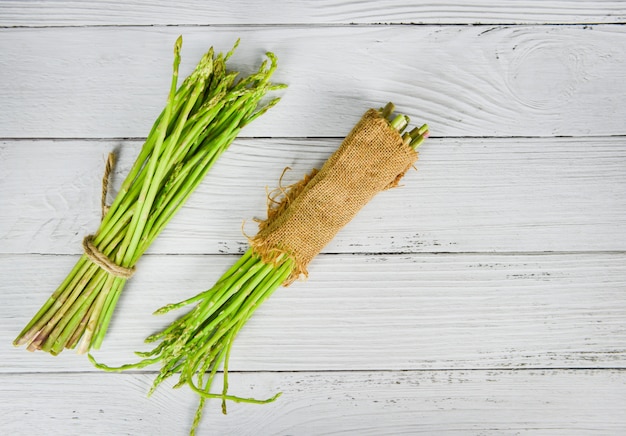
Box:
2 26 626 138
1 1 625 25
2 253 625 373
2 370 625 435
1 2 625 435
1 137 625 255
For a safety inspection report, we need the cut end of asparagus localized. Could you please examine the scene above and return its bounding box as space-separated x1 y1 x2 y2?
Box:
381 102 395 119
379 103 430 150
13 333 33 348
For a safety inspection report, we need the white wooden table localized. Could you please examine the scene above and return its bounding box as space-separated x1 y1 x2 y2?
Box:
1 2 625 434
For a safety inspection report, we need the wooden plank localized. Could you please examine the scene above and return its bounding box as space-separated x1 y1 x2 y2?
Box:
1 137 624 255
2 253 625 373
1 1 624 26
1 370 625 434
1 25 625 138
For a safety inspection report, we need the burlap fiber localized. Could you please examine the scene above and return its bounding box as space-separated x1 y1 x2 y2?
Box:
251 108 418 284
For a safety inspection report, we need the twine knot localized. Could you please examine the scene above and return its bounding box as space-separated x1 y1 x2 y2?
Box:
82 235 135 279
81 152 135 279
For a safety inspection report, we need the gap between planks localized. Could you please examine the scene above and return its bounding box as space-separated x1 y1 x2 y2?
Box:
2 251 626 257
2 134 626 141
7 367 626 376
3 22 626 30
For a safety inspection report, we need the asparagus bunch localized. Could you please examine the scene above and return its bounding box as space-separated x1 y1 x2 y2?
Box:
91 102 429 435
14 36 284 355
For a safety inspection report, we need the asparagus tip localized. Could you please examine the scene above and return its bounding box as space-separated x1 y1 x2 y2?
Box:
225 38 241 61
174 35 183 55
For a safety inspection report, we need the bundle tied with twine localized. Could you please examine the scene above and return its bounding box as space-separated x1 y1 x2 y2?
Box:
14 36 285 355
251 108 418 283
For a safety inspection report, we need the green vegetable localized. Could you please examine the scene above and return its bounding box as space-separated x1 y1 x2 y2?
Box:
13 36 284 355
91 102 428 435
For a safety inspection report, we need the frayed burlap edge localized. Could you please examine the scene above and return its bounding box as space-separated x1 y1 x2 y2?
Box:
250 109 418 285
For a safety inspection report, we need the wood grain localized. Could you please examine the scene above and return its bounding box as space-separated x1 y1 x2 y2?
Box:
1 25 625 138
1 137 624 255
1 370 625 435
1 0 624 26
1 2 624 433
2 253 625 373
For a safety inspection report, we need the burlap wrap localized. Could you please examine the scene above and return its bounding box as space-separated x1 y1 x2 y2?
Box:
250 108 418 284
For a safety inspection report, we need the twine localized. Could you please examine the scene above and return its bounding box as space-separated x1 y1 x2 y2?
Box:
82 152 135 279
101 152 115 220
83 235 135 279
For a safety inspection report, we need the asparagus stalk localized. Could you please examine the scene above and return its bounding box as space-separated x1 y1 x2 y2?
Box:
14 36 285 355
